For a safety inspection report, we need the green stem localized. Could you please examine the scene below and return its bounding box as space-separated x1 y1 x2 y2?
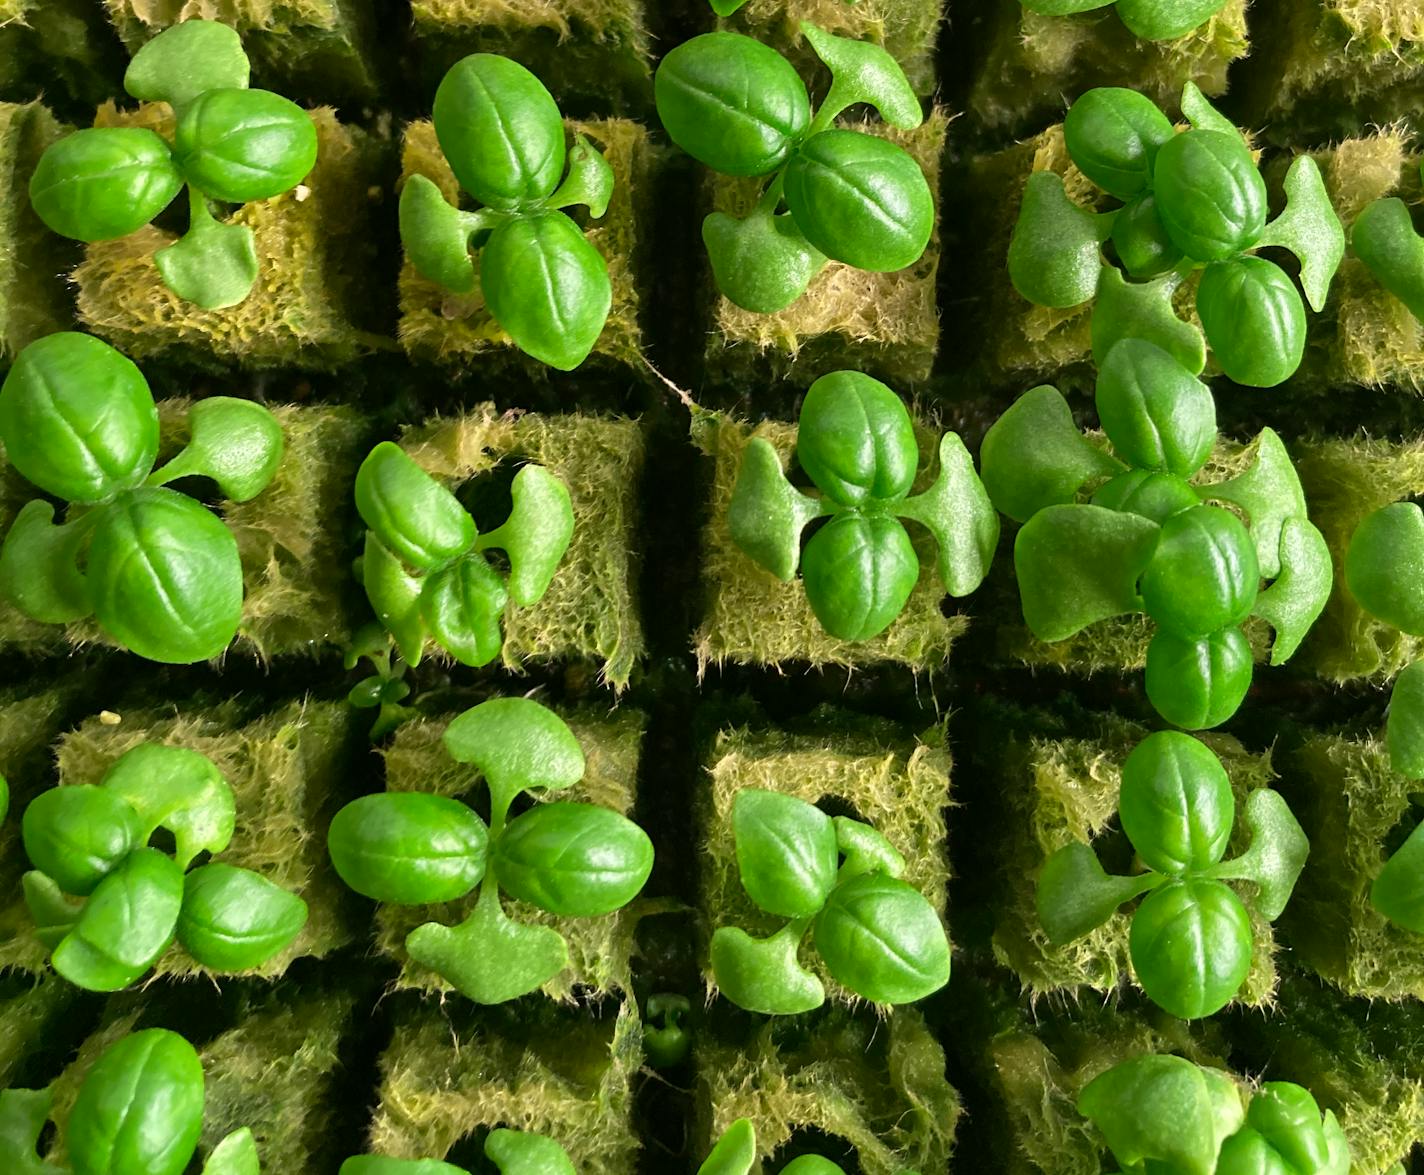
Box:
755 171 787 215
187 183 217 232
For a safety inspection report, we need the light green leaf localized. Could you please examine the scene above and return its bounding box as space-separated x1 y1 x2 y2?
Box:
728 436 830 580
202 1128 260 1175
1255 154 1345 312
801 22 921 130
154 187 259 310
1202 427 1306 579
547 133 614 218
475 464 573 606
1252 516 1332 665
1387 659 1424 779
894 432 1000 596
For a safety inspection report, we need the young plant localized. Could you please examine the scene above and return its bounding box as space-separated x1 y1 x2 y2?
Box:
343 623 417 742
643 992 692 1068
1351 165 1424 325
20 741 308 991
1009 83 1343 387
1 1028 261 1174
1019 0 1228 41
728 370 998 641
353 441 573 671
399 54 613 370
655 24 932 313
0 332 283 663
710 788 949 1014
29 20 317 310
339 1131 574 1175
326 697 654 1004
698 1118 922 1175
1078 1054 1350 1175
1036 731 1308 1019
980 340 1333 730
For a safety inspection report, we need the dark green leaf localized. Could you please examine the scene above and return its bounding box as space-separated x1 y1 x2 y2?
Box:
1062 87 1174 200
398 173 485 295
1092 470 1199 524
148 395 283 502
1154 129 1266 260
124 19 250 109
1372 818 1424 934
174 88 316 202
1129 877 1253 1019
1204 427 1306 579
813 872 950 1004
177 862 308 971
1119 731 1235 874
1255 154 1345 313
0 499 93 623
1204 789 1309 920
1196 256 1306 388
728 437 828 580
1145 626 1252 730
710 922 825 1014
1111 192 1184 279
547 133 614 218
796 370 918 506
362 532 429 666
801 513 918 641
1140 505 1259 640
1252 516 1332 666
1035 841 1163 944
1092 265 1207 374
22 784 142 896
1352 197 1424 322
202 1127 260 1175
731 789 838 918
327 792 488 904
1387 660 1424 778
698 1119 756 1175
1345 502 1424 634
354 442 476 572
495 801 653 916
419 551 508 666
30 127 183 241
23 870 84 948
1117 0 1230 40
800 22 922 129
484 1129 575 1175
1008 171 1104 308
1095 337 1217 477
442 697 585 824
703 206 826 313
894 432 1000 597
153 187 259 309
100 740 235 869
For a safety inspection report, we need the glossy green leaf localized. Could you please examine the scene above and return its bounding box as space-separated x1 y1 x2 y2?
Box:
1092 265 1207 374
1092 470 1199 523
780 1159 845 1175
87 487 243 663
1346 502 1424 634
833 816 906 880
698 1119 756 1175
484 1129 575 1175
53 847 184 991
442 697 586 826
495 801 653 916
1117 0 1230 40
1111 192 1184 279
728 437 828 580
30 127 183 241
476 464 573 606
68 1029 204 1175
894 432 1000 597
148 396 283 502
1203 788 1309 921
124 19 250 109
814 872 949 1003
0 499 94 623
1036 841 1164 944
1062 87 1174 201
153 188 259 309
1129 877 1252 1018
1140 505 1259 640
1019 0 1114 11
100 741 235 869
480 210 611 370
1197 256 1306 388
0 1086 55 1173
979 385 1122 524
339 1159 469 1175
1153 129 1266 261
703 206 826 313
398 174 486 295
732 789 839 918
1204 428 1306 579
1352 196 1424 321
1255 154 1344 312
362 532 429 667
643 992 691 1068
354 442 476 572
710 921 824 1014
177 862 308 971
1095 337 1217 477
1013 504 1160 642
22 870 83 948
174 88 316 203
801 513 918 641
655 33 810 176
797 370 918 506
1252 516 1332 665
0 332 159 505
327 792 488 904
1372 818 1424 933
1180 81 1240 138
1246 1082 1329 1174
1008 171 1104 308
801 22 921 129
547 133 614 217
1387 660 1424 778
784 130 933 272
1145 626 1252 730
1214 1128 1293 1175
433 54 566 209
419 551 508 666
1119 731 1234 874
22 784 142 895
202 1127 260 1175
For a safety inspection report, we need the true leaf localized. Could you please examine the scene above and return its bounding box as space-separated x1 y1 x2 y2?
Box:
801 513 918 641
173 88 317 203
1254 154 1345 313
1129 877 1253 1019
1387 659 1424 778
362 532 430 667
177 862 308 971
1095 337 1217 477
814 872 950 1003
1251 516 1332 665
414 532 507 660
1020 0 1114 11
442 697 586 826
154 192 260 310
1117 0 1231 40
1345 502 1424 634
30 127 184 242
1119 731 1235 874
547 133 614 218
710 922 825 1014
1094 470 1200 523
833 816 906 879
100 741 235 868
494 802 653 916
1214 1128 1293 1175
475 464 573 606
354 442 476 572
703 206 827 313
124 19 250 110
780 1159 845 1175
326 792 488 904
894 432 1000 597
1062 87 1174 201
398 174 486 295
731 789 839 918
21 783 143 895
0 500 93 624
796 370 918 507
1139 505 1259 640
1111 193 1183 279
1202 788 1309 920
484 1129 575 1175
1196 256 1306 388
1153 129 1267 261
1035 842 1163 944
148 395 283 502
1203 427 1306 579
728 437 829 580
1144 626 1252 730
1372 819 1424 934
1008 171 1104 309
800 22 922 129
698 1119 756 1175
1092 265 1207 375
22 870 84 948
1352 197 1424 322
1247 1083 1329 1175
202 1127 260 1175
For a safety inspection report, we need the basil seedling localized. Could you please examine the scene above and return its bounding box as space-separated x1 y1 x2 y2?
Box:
1009 83 1343 386
0 332 284 664
1019 0 1229 40
982 345 1333 729
399 54 613 370
728 370 998 641
326 697 654 1004
656 24 931 313
29 20 316 309
20 741 307 991
710 789 949 1014
1036 731 1308 1019
697 1118 921 1175
643 992 692 1068
340 1129 574 1174
1351 161 1424 326
353 441 573 671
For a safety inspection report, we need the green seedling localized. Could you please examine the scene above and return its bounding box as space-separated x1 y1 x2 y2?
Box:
698 1118 920 1175
728 370 998 641
343 623 417 742
655 24 931 313
981 340 1332 730
327 697 653 1004
29 20 316 310
644 992 692 1068
1351 161 1424 325
353 441 573 671
399 54 613 370
1 1029 261 1174
1009 83 1343 387
339 1130 574 1175
710 789 949 1014
1020 0 1228 40
20 741 306 991
0 332 283 664
1037 731 1308 1019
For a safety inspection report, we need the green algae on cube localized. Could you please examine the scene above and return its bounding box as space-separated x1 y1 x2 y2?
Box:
374 706 645 1004
703 112 946 390
693 414 966 672
397 118 654 377
74 102 388 370
0 975 87 1089
0 0 125 109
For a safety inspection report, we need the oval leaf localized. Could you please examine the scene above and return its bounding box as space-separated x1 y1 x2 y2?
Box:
732 789 838 918
1095 338 1217 478
327 792 488 904
1145 626 1253 730
1064 87 1175 201
484 1129 575 1175
174 88 316 203
801 513 918 642
418 551 508 667
1129 877 1252 1019
1140 505 1259 640
1196 256 1306 388
495 801 653 916
1119 731 1235 874
1153 129 1267 261
354 442 475 572
22 785 141 896
1387 659 1424 779
30 127 183 241
177 862 308 971
797 370 918 506
813 872 950 1004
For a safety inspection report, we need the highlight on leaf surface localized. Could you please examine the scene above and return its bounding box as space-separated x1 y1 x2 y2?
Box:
1021 0 1229 40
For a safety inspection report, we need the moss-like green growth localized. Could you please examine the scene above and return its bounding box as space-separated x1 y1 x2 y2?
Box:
0 698 361 980
74 102 389 370
700 710 951 1006
374 706 645 1003
692 413 967 672
0 975 84 1088
104 0 383 106
0 399 371 660
703 112 947 389
718 0 942 98
409 0 652 113
965 0 1247 137
397 406 645 688
697 1005 959 1175
364 999 642 1173
0 0 125 110
397 118 655 376
983 705 1280 1008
